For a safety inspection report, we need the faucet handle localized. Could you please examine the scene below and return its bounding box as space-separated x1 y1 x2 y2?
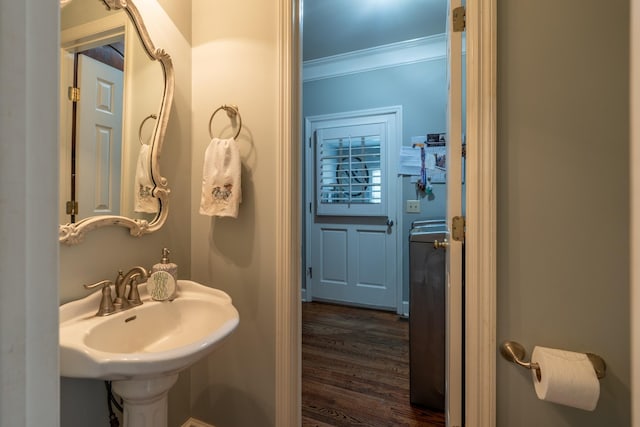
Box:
83 279 113 291
83 280 116 316
115 270 125 297
127 274 144 306
113 270 133 310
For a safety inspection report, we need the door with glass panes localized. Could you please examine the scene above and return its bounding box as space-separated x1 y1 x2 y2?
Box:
307 110 399 310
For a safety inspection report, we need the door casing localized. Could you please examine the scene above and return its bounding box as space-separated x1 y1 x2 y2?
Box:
445 0 464 422
273 1 498 426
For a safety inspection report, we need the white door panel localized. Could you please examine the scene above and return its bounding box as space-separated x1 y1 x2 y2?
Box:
355 228 387 289
77 54 123 219
319 227 348 285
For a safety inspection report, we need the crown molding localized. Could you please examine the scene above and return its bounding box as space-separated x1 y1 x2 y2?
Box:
303 34 447 82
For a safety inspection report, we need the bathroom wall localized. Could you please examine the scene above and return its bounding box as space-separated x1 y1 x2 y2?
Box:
58 1 193 426
302 59 448 310
189 0 279 425
497 0 630 425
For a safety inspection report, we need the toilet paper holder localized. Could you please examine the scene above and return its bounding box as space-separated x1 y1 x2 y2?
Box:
500 341 606 381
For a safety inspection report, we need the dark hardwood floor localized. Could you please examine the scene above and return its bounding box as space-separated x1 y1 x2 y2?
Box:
302 302 445 427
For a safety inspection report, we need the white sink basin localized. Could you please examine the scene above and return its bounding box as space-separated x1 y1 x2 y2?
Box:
60 280 239 380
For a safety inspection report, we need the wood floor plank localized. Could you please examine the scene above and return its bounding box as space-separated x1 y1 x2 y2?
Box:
302 302 445 427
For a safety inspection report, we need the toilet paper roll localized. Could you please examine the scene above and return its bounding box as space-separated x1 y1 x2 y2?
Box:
531 346 600 411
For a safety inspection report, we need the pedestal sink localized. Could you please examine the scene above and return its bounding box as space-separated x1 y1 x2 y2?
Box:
60 280 239 427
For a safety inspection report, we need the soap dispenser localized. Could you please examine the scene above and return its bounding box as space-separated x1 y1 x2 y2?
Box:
149 247 178 300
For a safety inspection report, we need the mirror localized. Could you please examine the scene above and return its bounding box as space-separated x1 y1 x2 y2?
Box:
59 0 174 244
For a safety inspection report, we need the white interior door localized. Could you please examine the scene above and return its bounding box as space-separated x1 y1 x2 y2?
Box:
445 0 464 425
307 110 400 310
76 54 123 219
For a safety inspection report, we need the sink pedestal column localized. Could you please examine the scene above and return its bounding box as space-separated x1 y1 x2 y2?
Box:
111 374 179 427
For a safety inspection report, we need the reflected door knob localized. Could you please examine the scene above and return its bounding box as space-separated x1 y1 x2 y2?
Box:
434 238 449 249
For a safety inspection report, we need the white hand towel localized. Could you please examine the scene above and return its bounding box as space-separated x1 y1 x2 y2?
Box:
134 144 159 213
199 137 242 218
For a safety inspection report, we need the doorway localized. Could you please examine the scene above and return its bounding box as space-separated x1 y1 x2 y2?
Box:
301 1 450 313
274 0 497 425
60 33 126 223
301 0 452 423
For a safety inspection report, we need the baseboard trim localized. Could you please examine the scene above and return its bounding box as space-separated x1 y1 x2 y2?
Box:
302 291 406 316
181 418 215 427
401 300 409 318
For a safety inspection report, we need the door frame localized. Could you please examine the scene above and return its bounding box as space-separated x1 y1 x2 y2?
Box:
631 0 640 424
59 12 128 221
274 1 498 426
304 107 404 314
445 0 464 421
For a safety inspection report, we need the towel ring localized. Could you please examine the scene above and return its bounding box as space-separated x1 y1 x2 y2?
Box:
208 105 242 140
138 114 157 145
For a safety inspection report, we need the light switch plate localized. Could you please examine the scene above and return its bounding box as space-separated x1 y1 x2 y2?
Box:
406 200 420 213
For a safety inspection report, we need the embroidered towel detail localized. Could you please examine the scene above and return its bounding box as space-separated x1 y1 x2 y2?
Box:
199 137 242 218
134 144 159 213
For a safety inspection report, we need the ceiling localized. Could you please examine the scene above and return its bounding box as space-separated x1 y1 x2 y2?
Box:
302 0 447 61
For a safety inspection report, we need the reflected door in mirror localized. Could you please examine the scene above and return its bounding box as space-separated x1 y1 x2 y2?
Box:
76 52 124 219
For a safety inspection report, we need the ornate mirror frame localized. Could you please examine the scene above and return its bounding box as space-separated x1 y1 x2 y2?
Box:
59 0 174 245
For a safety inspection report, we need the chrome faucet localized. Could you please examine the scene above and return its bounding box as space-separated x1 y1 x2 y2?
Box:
83 266 149 316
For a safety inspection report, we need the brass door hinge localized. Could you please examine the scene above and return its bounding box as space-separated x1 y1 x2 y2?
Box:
452 215 465 242
68 86 80 102
66 200 79 215
453 6 466 32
